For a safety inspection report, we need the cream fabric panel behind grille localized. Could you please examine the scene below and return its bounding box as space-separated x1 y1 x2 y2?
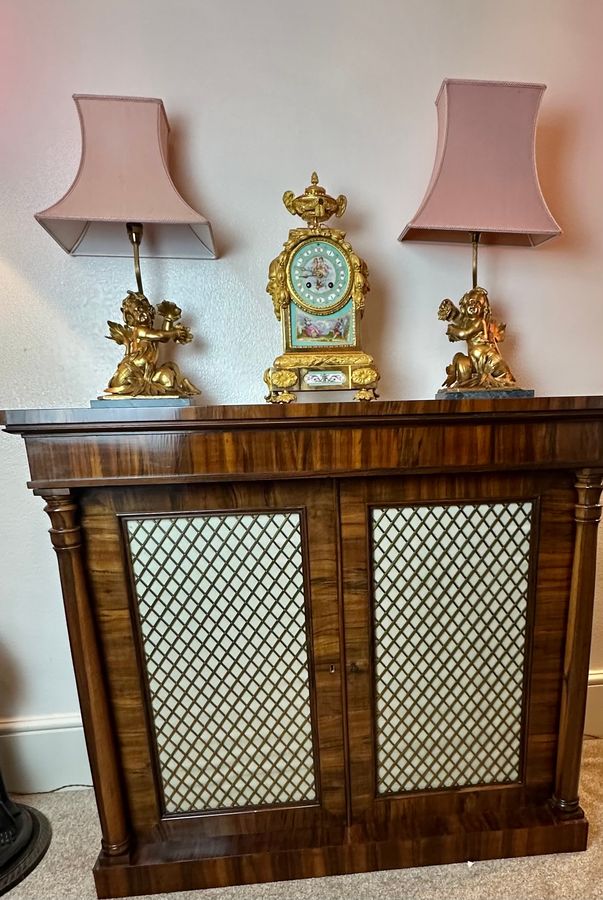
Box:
126 511 317 814
371 501 533 795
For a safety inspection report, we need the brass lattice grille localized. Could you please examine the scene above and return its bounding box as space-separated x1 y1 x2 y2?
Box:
371 501 533 795
125 511 317 814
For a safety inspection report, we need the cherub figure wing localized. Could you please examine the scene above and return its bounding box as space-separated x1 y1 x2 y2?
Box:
489 320 507 343
107 321 131 347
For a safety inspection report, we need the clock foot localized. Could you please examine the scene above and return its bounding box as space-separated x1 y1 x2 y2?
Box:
265 390 296 404
263 368 298 404
351 367 380 401
354 387 379 401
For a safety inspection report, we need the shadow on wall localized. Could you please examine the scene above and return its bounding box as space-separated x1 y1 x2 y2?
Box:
537 110 585 253
0 634 91 792
360 259 406 400
169 116 234 259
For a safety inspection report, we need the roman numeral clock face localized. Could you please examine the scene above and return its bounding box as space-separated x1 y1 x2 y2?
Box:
287 238 352 314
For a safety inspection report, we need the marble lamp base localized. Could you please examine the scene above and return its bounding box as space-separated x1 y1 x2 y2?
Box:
436 388 535 400
90 397 201 408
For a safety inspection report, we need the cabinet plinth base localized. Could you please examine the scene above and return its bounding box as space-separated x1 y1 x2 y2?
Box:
93 807 588 898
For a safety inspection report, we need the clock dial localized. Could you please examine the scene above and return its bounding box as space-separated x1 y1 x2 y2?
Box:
287 238 352 314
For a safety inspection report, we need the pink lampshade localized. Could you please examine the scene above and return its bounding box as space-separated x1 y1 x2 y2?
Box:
35 94 216 258
399 79 561 247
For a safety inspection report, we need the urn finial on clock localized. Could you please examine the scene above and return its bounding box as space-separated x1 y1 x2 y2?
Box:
282 172 347 228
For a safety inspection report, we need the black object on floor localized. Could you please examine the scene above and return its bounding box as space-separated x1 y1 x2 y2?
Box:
0 770 51 896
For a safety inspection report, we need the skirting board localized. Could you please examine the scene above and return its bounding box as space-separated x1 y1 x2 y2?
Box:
1 671 602 794
0 713 91 793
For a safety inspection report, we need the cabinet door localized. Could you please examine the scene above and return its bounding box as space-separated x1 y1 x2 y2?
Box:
80 480 346 840
340 472 574 827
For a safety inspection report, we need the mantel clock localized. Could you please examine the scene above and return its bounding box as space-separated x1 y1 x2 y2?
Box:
264 173 380 403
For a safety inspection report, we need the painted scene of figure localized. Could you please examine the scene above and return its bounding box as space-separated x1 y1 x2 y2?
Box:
294 310 353 344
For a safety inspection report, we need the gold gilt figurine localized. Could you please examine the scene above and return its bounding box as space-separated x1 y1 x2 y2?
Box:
103 292 200 398
438 287 516 390
264 173 380 403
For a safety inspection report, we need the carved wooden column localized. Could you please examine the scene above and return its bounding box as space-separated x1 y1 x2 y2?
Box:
552 469 603 816
37 489 130 856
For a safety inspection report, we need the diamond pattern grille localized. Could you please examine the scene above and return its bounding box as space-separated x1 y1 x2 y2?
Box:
371 501 532 794
126 511 317 814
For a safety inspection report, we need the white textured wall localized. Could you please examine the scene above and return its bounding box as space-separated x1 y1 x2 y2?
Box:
1 0 603 758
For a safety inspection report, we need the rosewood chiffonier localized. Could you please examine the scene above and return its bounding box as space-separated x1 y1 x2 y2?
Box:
3 396 602 897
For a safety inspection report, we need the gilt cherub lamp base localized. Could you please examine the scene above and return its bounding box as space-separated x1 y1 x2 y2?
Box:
436 287 532 401
103 292 201 402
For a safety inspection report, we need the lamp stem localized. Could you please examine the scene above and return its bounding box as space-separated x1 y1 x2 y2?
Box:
471 231 481 289
127 223 145 295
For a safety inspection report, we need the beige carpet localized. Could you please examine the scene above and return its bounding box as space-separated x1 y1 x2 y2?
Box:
8 739 603 900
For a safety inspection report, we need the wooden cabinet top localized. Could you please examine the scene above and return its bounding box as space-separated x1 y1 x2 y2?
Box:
4 395 603 433
4 396 603 489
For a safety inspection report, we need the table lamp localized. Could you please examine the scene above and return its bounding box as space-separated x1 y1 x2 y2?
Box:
399 79 561 397
35 94 216 401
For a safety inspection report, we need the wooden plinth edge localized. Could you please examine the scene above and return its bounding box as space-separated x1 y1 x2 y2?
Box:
93 811 588 898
